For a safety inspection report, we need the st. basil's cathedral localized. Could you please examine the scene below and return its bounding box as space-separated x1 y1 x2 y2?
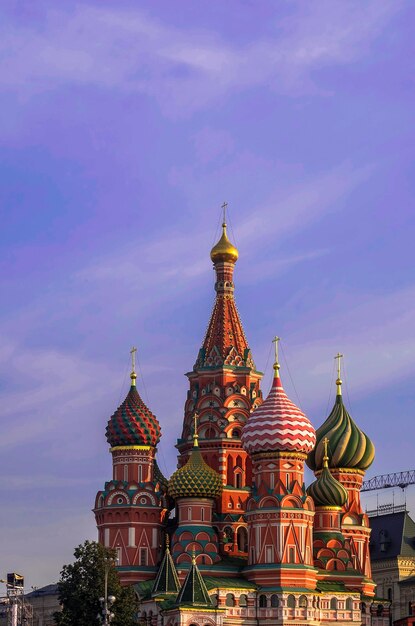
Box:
94 218 388 626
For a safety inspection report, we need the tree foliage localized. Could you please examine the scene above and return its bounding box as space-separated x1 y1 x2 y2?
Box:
54 540 138 626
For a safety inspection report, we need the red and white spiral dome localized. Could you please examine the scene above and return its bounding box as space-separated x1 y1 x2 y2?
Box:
242 372 315 456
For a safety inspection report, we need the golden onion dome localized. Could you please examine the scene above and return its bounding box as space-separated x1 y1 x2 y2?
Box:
210 223 239 264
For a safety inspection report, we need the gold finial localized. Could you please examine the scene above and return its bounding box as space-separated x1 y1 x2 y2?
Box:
193 412 199 447
210 203 239 264
165 534 170 550
323 437 329 468
130 346 137 386
272 336 280 377
335 352 343 395
192 549 196 565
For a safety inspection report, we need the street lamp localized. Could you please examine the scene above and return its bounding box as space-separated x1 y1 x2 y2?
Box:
97 557 117 625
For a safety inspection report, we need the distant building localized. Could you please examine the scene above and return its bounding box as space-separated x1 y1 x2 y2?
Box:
25 584 60 626
369 507 415 622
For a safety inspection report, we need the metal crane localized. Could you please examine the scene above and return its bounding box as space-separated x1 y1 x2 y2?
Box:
361 470 415 492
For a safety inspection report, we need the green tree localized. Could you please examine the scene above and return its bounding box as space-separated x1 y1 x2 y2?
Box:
54 540 138 626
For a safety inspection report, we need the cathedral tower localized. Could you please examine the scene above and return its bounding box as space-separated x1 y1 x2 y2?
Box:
168 417 223 565
241 338 317 588
94 350 168 584
177 208 263 555
307 354 376 596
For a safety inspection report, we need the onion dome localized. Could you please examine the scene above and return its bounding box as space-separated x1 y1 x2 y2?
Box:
307 439 348 507
210 221 239 264
168 420 222 500
242 338 316 456
306 357 375 472
106 360 161 448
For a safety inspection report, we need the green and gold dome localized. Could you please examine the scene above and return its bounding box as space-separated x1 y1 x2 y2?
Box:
307 439 348 508
168 426 223 500
307 359 375 472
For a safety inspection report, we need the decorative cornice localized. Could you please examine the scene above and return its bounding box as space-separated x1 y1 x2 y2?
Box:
251 451 307 461
110 445 152 452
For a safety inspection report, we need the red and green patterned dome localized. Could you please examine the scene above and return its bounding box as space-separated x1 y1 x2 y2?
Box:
106 372 161 448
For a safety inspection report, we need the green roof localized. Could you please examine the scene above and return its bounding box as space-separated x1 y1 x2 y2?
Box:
204 576 257 590
316 581 347 592
176 558 212 607
134 579 154 600
152 546 180 596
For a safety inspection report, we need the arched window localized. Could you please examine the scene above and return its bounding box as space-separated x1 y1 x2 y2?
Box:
235 473 242 489
388 588 392 601
299 595 308 608
223 526 233 544
124 465 128 482
287 595 296 609
232 429 241 438
271 594 279 608
361 602 366 614
346 598 353 611
237 527 248 552
205 427 216 439
259 594 267 608
377 605 384 616
239 594 247 607
330 598 337 610
226 594 235 607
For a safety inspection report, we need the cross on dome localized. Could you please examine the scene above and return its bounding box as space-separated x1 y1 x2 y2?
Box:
130 346 137 385
335 352 343 395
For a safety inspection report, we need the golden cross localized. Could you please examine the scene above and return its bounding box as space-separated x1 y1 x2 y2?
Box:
272 336 280 367
323 436 329 458
130 346 137 373
334 352 343 380
221 201 228 224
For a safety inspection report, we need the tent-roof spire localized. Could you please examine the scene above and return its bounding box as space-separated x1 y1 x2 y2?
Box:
175 553 212 607
151 535 180 597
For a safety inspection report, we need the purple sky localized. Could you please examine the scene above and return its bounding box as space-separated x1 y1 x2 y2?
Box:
1 0 415 589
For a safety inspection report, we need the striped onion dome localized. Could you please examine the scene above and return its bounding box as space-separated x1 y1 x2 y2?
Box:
168 436 222 500
306 392 375 472
106 372 161 448
307 449 348 508
241 370 316 456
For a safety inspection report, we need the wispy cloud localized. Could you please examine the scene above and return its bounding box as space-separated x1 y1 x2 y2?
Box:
261 285 415 412
0 1 404 114
0 336 119 449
